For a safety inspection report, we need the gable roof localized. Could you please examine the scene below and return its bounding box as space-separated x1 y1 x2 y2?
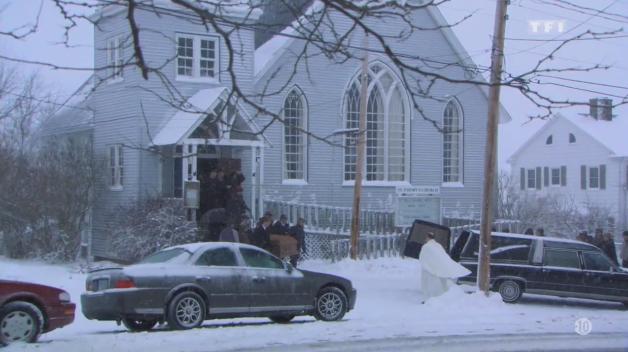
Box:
152 87 265 146
568 114 628 157
39 76 94 137
508 113 628 163
253 2 512 123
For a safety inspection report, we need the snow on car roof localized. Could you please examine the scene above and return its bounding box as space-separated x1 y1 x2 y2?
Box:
169 242 261 253
469 230 590 245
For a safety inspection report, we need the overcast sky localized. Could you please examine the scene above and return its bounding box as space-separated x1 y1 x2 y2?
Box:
1 0 626 169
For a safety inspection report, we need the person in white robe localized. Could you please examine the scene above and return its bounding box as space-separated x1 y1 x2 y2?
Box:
418 232 471 301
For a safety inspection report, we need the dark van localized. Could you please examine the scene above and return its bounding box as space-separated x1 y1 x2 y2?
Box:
452 231 628 305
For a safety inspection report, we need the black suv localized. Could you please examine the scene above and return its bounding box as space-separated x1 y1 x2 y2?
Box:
451 231 628 305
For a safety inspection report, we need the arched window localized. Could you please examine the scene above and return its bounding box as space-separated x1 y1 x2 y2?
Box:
343 62 408 182
283 88 307 181
546 135 553 145
443 100 463 183
569 133 576 143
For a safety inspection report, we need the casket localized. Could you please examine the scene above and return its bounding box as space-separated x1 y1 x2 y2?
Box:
269 234 298 258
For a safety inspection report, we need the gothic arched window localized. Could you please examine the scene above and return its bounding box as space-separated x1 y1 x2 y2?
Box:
343 62 408 182
283 88 307 181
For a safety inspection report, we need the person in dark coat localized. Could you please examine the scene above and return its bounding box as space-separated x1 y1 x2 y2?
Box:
288 217 306 267
593 228 605 248
228 171 246 193
271 214 290 235
219 224 240 243
215 170 228 209
524 228 534 235
251 216 272 251
603 232 619 266
621 231 628 268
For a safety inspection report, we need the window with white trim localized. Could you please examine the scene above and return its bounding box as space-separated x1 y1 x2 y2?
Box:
109 145 124 189
551 167 561 186
527 169 536 189
344 62 408 182
283 89 307 181
589 166 600 189
107 36 124 80
443 100 463 183
176 34 218 80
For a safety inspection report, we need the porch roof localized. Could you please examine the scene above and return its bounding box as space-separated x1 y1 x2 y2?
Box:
152 87 265 147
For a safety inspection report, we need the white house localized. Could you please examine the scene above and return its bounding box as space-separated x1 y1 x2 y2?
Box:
508 98 628 234
44 1 511 258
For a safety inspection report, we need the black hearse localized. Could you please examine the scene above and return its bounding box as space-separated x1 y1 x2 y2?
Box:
451 230 628 304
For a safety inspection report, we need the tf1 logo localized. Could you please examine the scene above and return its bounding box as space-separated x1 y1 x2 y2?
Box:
528 20 566 34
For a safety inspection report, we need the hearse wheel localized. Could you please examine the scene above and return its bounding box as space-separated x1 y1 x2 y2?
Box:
122 318 158 332
498 280 523 303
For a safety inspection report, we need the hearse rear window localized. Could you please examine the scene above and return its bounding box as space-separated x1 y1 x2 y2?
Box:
543 249 580 269
460 234 532 262
582 251 613 271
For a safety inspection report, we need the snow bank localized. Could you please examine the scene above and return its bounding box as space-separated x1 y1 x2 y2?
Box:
2 256 628 352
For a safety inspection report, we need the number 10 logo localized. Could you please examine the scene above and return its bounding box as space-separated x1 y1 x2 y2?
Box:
574 317 592 336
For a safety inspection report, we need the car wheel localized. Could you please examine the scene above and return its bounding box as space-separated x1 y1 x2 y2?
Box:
314 286 347 322
167 292 206 330
0 301 44 346
269 315 295 324
498 280 523 303
122 318 158 332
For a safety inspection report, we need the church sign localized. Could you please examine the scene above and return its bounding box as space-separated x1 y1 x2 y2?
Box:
395 186 441 227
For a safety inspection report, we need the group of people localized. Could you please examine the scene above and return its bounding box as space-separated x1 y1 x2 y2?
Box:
199 170 246 210
575 228 621 266
250 212 307 267
199 169 249 242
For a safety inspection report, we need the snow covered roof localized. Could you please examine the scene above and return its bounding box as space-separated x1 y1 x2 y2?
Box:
39 76 95 136
508 112 628 162
567 114 628 157
254 0 323 77
152 87 228 145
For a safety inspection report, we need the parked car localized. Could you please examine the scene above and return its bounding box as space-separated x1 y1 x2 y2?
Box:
451 230 628 305
82 242 357 331
0 280 75 345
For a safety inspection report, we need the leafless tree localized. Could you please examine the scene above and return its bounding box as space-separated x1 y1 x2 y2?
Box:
1 0 625 142
0 66 100 261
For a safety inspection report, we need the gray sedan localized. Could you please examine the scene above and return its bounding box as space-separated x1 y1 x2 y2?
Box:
81 242 356 331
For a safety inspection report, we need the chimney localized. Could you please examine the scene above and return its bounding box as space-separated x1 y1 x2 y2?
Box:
589 97 613 121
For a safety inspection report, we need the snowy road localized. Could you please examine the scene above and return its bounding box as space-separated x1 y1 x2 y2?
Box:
229 332 628 352
2 257 628 352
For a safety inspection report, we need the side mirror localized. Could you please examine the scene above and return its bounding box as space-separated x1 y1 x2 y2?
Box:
285 263 294 273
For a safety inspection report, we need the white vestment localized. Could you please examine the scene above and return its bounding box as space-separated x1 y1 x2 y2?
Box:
418 239 471 300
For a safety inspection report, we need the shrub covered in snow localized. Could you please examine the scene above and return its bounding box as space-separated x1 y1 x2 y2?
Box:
108 198 198 263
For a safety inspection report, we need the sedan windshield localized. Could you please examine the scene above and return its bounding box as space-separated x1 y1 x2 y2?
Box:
139 248 191 264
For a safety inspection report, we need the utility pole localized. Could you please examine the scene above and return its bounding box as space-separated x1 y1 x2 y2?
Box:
350 34 369 260
478 0 509 295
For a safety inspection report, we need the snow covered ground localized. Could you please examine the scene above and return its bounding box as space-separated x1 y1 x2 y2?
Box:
2 256 628 351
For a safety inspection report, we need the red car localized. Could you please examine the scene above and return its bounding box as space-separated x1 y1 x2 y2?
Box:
0 280 75 345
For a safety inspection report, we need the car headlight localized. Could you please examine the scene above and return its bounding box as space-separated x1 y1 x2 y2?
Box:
59 291 71 303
